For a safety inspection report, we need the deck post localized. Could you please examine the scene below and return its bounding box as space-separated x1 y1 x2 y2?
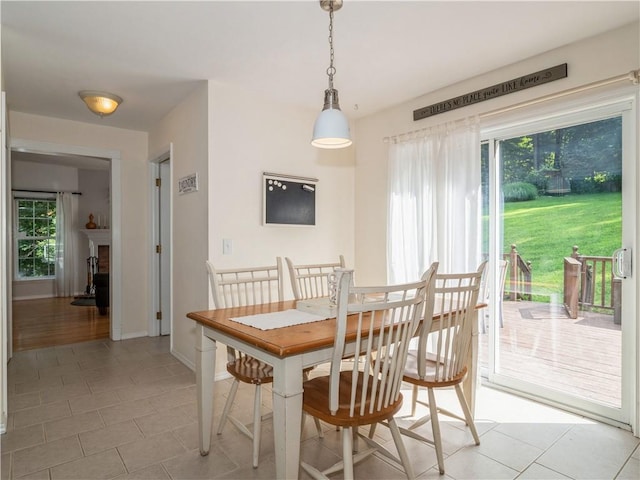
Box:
563 257 581 319
613 278 622 325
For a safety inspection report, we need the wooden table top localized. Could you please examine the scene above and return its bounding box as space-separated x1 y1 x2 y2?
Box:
188 299 485 359
188 300 347 358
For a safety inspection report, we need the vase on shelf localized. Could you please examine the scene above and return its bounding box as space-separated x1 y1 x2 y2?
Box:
86 213 97 229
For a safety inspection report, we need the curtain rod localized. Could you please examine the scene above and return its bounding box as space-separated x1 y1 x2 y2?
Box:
12 189 82 195
480 70 639 119
383 69 639 143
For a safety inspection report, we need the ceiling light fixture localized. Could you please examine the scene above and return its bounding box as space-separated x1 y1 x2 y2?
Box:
311 0 352 149
78 90 123 117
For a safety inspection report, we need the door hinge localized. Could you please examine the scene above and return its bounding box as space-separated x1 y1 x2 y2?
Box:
155 178 161 187
156 311 162 320
156 244 162 254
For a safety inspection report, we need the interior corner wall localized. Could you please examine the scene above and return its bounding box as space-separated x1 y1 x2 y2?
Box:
148 83 210 369
8 112 150 337
353 21 640 285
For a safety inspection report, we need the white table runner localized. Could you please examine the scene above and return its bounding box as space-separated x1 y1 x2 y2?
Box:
230 309 328 330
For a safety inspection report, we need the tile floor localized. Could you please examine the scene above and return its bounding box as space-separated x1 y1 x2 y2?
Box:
1 336 639 479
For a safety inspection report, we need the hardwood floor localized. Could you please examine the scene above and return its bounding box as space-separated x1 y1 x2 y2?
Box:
12 297 110 352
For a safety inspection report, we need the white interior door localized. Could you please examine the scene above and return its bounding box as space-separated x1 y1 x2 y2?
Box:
158 159 171 335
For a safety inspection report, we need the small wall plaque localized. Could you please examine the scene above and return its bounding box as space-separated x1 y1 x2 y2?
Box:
178 173 198 194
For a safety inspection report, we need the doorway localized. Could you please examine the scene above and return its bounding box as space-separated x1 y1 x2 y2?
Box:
480 94 637 428
8 139 123 345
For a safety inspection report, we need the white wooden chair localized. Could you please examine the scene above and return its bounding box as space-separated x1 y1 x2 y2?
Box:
400 262 486 475
286 255 349 433
285 255 345 300
207 258 321 467
300 264 438 480
206 259 282 468
479 259 508 334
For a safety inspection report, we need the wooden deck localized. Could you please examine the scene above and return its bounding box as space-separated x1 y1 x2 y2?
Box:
479 300 621 407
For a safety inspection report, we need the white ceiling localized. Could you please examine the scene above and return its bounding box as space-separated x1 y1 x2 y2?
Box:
2 1 639 134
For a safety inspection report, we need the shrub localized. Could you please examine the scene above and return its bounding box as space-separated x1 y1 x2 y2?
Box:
570 171 622 194
524 170 549 194
503 182 538 202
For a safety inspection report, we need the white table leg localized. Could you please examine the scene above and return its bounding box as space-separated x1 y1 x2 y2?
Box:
196 324 216 455
271 355 304 479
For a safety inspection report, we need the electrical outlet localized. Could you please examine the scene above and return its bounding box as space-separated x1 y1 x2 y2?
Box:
222 239 232 255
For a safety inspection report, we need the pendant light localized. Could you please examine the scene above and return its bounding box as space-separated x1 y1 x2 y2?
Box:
311 0 352 149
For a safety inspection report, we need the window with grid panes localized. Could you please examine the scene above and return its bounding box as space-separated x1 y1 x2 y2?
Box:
15 198 57 279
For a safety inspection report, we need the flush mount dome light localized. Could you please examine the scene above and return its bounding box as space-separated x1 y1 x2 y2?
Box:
78 90 123 117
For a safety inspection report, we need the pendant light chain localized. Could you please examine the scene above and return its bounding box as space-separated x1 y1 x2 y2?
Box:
326 4 336 90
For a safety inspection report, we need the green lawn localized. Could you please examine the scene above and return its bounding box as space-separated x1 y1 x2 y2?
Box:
496 192 621 298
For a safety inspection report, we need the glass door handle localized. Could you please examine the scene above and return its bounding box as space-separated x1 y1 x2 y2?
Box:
612 247 632 279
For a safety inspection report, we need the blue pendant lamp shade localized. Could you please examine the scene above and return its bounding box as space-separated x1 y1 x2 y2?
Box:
312 88 352 148
311 0 352 149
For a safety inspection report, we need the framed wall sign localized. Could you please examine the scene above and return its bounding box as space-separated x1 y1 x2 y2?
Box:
263 172 317 226
178 173 198 194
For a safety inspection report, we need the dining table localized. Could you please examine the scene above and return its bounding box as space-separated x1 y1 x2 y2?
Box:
187 298 483 480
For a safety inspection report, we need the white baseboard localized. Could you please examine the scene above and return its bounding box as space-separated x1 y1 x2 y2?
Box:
120 331 148 340
171 348 195 371
169 346 231 382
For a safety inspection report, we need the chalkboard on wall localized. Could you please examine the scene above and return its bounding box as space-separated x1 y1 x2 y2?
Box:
263 173 317 226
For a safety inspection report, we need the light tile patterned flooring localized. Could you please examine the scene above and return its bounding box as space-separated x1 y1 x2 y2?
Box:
2 336 639 479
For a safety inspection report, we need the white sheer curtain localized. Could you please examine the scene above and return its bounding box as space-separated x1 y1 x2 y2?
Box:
55 192 78 297
387 118 481 283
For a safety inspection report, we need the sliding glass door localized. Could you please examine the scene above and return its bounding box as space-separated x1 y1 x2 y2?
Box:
480 95 636 427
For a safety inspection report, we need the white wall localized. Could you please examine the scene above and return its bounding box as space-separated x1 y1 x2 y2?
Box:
12 159 78 191
148 83 210 368
78 169 110 230
208 81 355 281
8 112 149 337
353 22 640 285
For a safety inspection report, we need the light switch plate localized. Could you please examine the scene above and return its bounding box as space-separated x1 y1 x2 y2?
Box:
222 239 232 255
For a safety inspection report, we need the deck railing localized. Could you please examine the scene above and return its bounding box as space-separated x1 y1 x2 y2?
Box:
503 244 532 301
564 245 621 323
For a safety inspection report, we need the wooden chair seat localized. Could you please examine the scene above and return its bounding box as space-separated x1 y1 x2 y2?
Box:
226 356 273 385
303 372 403 427
227 356 315 386
403 350 468 388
